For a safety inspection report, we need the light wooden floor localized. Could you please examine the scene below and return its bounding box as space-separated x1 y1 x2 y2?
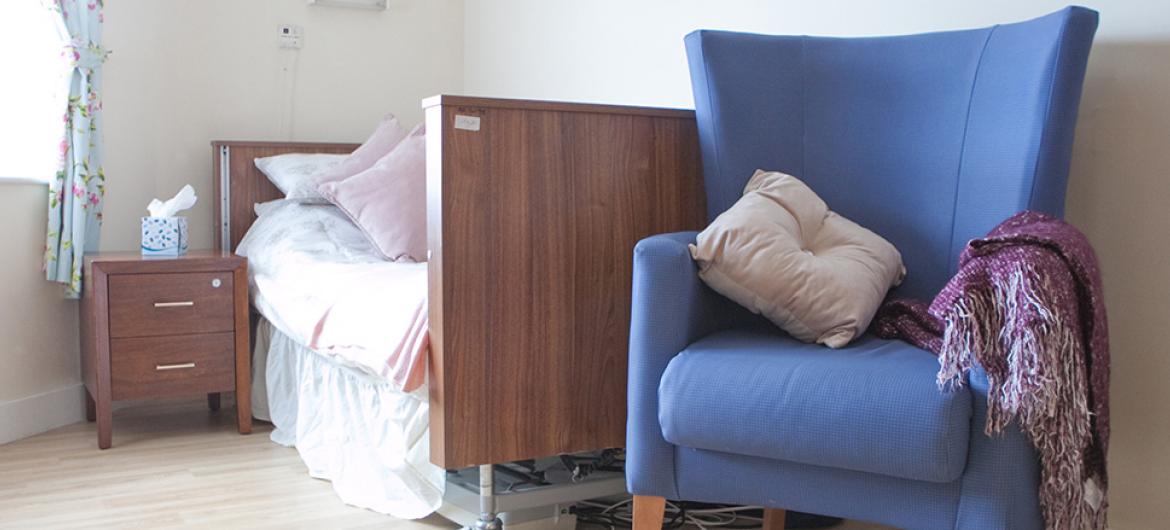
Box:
0 397 892 529
0 397 456 530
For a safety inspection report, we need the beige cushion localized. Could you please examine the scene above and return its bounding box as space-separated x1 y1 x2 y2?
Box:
690 170 905 348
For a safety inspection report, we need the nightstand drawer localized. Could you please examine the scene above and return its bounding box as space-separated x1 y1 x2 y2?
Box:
110 333 235 400
108 272 235 338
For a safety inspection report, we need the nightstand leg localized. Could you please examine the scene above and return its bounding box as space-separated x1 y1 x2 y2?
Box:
235 373 251 434
85 391 96 422
236 394 252 434
96 394 112 450
207 393 221 411
233 265 252 435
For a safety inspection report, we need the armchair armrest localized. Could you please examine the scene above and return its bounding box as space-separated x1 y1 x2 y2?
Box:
626 231 727 497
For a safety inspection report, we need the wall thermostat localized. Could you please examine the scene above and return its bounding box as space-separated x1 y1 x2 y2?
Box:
278 24 303 49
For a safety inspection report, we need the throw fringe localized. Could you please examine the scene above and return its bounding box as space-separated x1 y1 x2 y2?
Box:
938 263 1105 530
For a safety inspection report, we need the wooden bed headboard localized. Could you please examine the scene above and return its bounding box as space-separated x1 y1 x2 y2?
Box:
212 95 707 470
211 140 359 251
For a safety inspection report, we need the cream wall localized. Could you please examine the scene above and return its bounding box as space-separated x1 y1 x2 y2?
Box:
0 0 462 441
0 183 84 444
102 0 464 252
0 185 80 403
463 1 1170 528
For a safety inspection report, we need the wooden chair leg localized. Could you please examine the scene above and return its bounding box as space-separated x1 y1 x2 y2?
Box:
633 495 667 530
763 508 787 530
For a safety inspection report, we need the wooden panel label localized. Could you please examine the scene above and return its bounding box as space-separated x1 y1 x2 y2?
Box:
454 115 481 131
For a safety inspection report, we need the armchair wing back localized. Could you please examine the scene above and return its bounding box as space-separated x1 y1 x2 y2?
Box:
685 6 1097 298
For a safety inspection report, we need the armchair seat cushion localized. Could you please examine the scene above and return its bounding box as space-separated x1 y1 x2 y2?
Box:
658 328 973 483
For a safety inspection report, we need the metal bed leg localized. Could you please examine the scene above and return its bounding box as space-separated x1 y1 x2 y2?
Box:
473 464 504 530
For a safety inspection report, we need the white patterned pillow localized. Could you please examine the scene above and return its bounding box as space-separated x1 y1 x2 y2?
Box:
254 153 346 202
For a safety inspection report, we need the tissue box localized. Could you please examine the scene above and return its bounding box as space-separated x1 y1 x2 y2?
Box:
141 216 189 256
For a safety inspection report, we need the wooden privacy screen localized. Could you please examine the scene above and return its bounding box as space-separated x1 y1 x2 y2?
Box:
211 141 359 251
424 96 706 468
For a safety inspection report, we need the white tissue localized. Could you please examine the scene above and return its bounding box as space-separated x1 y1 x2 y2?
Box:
147 185 198 218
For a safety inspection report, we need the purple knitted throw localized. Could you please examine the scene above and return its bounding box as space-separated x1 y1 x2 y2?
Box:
872 211 1109 530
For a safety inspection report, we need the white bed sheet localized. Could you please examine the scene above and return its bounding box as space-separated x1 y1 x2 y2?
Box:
252 319 444 518
236 200 429 391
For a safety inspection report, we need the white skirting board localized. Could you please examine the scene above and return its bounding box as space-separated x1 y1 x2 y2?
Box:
0 383 85 445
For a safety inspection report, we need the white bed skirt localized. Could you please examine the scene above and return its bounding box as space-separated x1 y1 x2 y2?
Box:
252 319 445 518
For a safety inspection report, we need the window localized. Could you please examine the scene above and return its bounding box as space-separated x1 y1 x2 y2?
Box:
0 1 69 182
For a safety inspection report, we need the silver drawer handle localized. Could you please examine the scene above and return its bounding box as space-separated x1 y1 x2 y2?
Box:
156 362 196 371
154 301 195 308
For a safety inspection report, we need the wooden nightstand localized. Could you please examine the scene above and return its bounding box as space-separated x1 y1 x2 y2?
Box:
80 250 250 449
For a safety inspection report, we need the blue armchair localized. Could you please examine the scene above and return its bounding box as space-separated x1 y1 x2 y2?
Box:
627 7 1097 530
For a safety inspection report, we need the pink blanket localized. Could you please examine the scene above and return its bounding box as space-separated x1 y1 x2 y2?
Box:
237 200 431 394
310 265 429 392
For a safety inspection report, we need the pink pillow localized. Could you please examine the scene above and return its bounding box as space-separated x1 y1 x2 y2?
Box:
314 114 408 188
318 124 426 262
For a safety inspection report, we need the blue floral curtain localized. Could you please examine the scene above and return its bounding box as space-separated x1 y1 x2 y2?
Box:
44 0 108 297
